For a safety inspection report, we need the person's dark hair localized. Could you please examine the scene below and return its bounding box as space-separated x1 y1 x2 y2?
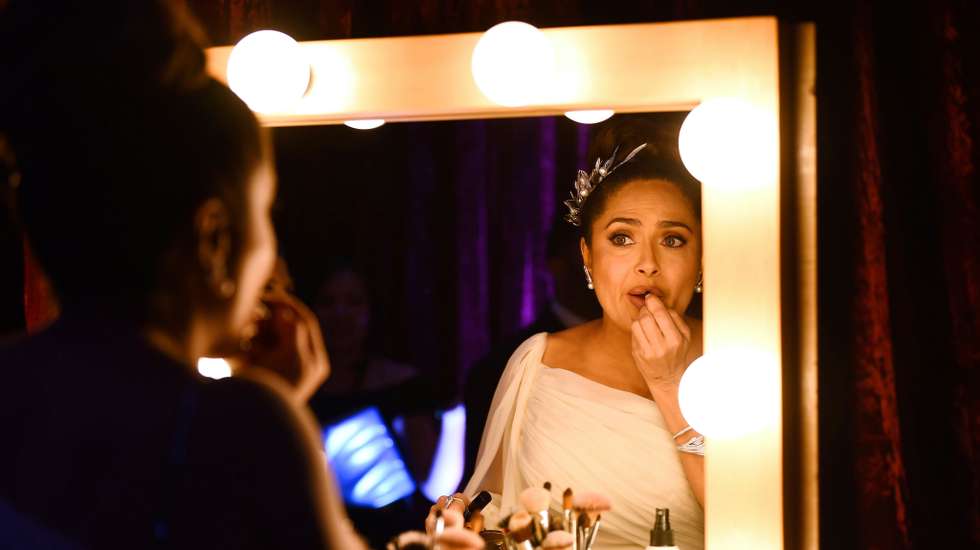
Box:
578 115 701 245
1 1 267 322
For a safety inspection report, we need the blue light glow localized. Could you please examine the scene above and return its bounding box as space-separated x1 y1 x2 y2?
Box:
323 407 415 508
421 404 466 502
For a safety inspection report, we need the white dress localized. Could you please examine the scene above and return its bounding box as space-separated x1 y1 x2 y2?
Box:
464 333 703 550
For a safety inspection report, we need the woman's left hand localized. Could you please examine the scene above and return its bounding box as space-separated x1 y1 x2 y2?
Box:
631 293 692 394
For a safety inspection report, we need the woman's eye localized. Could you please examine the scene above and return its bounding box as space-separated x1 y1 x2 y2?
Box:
663 235 687 248
610 233 634 246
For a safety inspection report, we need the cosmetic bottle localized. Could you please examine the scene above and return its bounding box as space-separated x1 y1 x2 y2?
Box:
644 508 679 550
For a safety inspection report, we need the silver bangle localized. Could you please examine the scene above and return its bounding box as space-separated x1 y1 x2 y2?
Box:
677 434 705 456
672 426 693 440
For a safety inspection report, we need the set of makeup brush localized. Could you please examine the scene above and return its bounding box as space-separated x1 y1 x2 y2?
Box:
494 483 612 550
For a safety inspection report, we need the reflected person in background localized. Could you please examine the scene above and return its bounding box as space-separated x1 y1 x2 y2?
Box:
445 118 707 550
461 215 601 487
309 261 439 484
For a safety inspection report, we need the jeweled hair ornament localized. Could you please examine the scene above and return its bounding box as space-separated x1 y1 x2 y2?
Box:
563 143 648 227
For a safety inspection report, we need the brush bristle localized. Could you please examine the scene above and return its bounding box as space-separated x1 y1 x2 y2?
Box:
562 488 573 510
520 487 552 513
572 491 612 512
508 511 534 542
542 530 574 549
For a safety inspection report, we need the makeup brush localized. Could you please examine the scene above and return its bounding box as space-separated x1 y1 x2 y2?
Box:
585 515 602 550
572 491 611 527
543 481 552 491
542 530 575 550
434 509 445 537
468 511 484 533
520 486 552 532
572 492 611 550
507 511 536 550
562 488 574 535
464 490 493 522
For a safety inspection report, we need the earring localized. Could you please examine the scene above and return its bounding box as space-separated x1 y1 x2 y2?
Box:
583 265 594 290
694 272 703 294
219 279 237 298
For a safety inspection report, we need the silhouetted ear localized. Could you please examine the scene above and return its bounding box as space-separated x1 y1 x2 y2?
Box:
579 236 592 269
194 197 232 296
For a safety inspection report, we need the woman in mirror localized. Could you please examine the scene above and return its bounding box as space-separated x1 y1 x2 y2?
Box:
435 118 706 550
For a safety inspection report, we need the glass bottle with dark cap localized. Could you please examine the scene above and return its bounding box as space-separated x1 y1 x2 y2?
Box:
647 508 679 549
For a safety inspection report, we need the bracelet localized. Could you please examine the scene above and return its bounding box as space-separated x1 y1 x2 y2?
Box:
677 434 705 456
672 426 693 440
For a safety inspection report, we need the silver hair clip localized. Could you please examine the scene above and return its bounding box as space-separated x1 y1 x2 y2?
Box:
563 143 648 227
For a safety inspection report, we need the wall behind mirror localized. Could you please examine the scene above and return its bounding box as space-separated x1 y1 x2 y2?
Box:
271 112 696 546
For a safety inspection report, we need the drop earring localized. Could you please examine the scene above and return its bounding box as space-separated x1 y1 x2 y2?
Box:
694 272 703 294
583 265 594 290
219 279 237 298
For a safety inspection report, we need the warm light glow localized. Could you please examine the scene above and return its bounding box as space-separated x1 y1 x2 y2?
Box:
226 30 310 113
564 109 615 124
344 119 385 130
471 21 555 107
678 97 777 188
678 350 779 440
197 357 232 380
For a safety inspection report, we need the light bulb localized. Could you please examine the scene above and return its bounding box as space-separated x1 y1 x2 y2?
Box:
678 350 778 439
678 98 777 188
226 30 310 114
564 109 615 124
344 119 385 130
471 21 555 107
197 357 232 380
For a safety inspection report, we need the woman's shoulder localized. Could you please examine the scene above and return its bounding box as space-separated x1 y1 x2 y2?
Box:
195 374 321 458
540 321 597 370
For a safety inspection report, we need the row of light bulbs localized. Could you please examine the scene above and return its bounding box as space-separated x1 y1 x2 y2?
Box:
227 22 619 127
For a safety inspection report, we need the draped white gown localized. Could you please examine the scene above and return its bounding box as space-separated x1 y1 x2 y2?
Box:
464 333 704 550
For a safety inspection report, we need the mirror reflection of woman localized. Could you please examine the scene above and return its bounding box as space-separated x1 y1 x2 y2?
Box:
438 119 706 550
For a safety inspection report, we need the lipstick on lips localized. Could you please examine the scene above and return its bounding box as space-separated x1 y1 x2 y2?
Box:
626 285 665 311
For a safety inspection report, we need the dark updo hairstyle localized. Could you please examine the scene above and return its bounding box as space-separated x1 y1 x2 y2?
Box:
577 114 701 246
0 0 267 322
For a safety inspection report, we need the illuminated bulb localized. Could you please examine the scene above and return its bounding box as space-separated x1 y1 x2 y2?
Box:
564 109 615 124
226 30 310 113
678 97 777 188
471 21 555 107
678 350 779 439
344 119 385 130
197 357 232 380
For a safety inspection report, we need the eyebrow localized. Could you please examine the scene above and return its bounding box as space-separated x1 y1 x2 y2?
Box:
604 217 694 232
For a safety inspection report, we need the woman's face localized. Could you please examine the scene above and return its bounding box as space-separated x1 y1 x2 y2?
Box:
582 179 701 331
314 269 370 353
226 160 278 337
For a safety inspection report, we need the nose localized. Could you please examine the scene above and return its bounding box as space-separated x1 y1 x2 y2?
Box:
635 244 660 276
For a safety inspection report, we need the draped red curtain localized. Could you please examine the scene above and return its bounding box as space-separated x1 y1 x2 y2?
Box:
16 0 978 547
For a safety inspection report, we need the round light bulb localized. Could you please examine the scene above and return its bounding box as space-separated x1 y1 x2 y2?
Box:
564 109 615 124
197 357 232 380
227 30 310 114
678 98 777 188
678 350 779 439
344 119 385 130
471 21 555 107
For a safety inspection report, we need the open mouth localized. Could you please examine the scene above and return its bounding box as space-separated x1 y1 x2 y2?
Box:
627 288 659 309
